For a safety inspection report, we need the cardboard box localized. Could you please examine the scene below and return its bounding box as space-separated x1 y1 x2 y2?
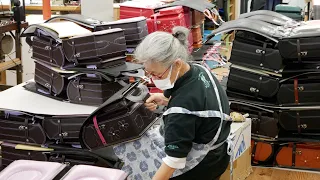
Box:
220 119 253 180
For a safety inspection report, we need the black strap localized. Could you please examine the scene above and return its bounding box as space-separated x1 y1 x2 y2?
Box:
297 39 301 63
292 143 296 167
251 141 258 164
72 41 79 65
256 112 262 134
24 118 29 143
296 112 301 134
93 34 99 58
75 77 82 102
260 43 267 67
27 151 31 160
26 36 33 47
49 39 53 64
58 119 63 143
61 155 66 163
48 72 54 95
255 76 262 98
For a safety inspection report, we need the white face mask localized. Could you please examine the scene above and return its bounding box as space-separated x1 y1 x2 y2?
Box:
152 65 180 90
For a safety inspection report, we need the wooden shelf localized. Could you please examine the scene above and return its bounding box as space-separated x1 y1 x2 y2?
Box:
0 5 80 12
0 58 21 72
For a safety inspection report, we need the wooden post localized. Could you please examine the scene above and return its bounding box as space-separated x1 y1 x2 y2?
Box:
42 0 51 20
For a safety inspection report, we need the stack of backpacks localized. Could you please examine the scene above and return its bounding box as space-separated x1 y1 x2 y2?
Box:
22 14 148 106
206 10 320 170
0 14 159 173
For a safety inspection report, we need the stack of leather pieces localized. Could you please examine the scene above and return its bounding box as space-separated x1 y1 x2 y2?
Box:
206 10 320 171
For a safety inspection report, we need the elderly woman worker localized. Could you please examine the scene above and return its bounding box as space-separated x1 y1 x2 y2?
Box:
113 26 232 180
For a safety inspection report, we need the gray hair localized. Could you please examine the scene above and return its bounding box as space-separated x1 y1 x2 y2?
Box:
134 26 190 66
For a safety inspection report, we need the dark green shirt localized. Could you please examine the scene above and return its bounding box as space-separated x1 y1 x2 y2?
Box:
163 64 231 180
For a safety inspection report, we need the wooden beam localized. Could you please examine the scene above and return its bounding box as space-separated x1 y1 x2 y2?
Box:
26 5 81 12
0 22 29 34
0 5 9 11
0 58 21 72
0 4 80 12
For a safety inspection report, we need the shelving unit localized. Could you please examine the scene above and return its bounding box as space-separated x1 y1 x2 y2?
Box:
0 22 28 91
226 0 236 42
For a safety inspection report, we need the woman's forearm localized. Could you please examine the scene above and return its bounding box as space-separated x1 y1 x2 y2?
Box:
152 163 176 180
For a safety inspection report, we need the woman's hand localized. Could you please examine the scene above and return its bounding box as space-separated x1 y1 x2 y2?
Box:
145 93 169 111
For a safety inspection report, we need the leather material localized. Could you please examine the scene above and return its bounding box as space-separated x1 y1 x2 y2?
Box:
231 31 282 72
80 83 157 150
278 37 320 61
239 10 295 22
62 29 127 65
228 65 320 105
246 14 288 26
66 62 144 78
42 115 87 144
206 18 282 43
276 143 320 170
0 160 66 180
230 102 279 138
32 36 65 67
279 110 320 135
277 73 320 105
227 65 280 100
294 78 299 104
45 14 109 31
34 61 68 96
27 27 127 68
251 138 275 165
62 165 127 180
251 114 278 138
0 111 46 145
1 141 119 169
23 81 68 102
1 142 48 167
46 15 148 48
66 76 124 106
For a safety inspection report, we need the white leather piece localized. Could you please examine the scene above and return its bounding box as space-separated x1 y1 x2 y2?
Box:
61 165 128 180
0 160 66 180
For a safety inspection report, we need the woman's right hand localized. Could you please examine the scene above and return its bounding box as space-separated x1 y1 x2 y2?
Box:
145 93 168 112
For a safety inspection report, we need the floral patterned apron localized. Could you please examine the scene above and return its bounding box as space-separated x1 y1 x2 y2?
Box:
113 64 234 180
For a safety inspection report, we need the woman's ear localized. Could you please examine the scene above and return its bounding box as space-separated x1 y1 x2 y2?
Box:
174 59 183 69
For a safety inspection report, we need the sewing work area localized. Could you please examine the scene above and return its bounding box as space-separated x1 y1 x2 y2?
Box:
1 0 320 180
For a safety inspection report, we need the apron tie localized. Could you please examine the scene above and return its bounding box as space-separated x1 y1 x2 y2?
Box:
226 136 234 180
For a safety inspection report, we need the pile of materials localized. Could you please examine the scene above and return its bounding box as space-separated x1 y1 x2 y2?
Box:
207 10 320 170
